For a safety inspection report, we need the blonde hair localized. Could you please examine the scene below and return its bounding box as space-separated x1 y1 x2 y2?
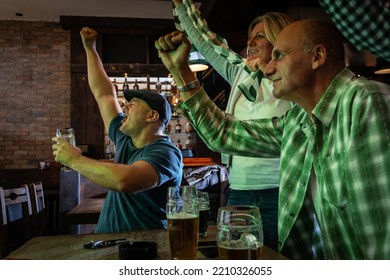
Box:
248 12 294 45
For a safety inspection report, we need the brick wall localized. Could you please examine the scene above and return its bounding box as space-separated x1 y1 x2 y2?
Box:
0 20 71 169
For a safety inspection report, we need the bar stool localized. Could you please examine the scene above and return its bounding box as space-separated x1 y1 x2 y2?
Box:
0 185 33 259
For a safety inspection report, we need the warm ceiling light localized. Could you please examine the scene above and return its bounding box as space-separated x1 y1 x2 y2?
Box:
374 59 390 75
189 46 209 72
374 68 390 75
189 64 209 72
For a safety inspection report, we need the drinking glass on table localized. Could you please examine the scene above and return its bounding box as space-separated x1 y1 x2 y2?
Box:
216 205 263 260
167 185 199 260
198 191 210 238
55 127 76 171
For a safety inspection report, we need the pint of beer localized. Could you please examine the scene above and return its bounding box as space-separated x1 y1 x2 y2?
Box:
216 205 263 260
167 186 199 260
198 192 210 238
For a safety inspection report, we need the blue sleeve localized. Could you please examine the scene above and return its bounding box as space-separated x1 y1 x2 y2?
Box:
141 141 183 186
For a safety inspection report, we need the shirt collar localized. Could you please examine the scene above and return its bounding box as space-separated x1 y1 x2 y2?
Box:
312 68 356 127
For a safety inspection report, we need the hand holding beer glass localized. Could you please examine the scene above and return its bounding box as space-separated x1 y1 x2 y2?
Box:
167 185 199 260
55 127 76 171
216 205 263 260
198 191 210 238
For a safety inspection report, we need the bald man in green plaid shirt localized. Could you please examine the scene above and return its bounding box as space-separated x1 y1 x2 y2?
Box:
156 18 390 259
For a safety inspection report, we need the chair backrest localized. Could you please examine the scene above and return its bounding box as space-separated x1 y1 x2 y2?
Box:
0 187 6 226
3 185 32 220
28 181 48 236
29 181 45 214
0 185 33 259
0 187 7 258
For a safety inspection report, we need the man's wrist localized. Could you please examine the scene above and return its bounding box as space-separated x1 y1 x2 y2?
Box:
177 80 200 92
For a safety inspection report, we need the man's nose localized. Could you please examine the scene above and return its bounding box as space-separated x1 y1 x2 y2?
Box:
264 60 275 78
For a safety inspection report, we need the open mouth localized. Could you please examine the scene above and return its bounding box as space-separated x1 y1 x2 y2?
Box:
247 49 258 58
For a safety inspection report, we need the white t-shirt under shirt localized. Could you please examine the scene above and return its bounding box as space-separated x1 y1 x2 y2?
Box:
229 79 291 190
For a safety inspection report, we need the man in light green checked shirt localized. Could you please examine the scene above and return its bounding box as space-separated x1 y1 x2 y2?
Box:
155 18 390 259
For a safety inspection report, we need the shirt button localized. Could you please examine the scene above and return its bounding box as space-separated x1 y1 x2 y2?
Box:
290 213 295 218
300 181 305 187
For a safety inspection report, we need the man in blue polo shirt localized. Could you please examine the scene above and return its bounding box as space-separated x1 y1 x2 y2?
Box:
52 27 183 233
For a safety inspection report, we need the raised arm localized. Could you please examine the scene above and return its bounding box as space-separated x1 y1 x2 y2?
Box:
155 31 282 157
172 0 182 6
155 31 200 102
172 0 242 84
80 27 122 129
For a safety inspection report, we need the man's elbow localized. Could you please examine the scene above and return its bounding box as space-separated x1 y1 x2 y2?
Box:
116 178 156 193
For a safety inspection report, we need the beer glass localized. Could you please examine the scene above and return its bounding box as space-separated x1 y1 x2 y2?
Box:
198 191 210 238
167 185 199 260
55 127 76 171
216 205 263 260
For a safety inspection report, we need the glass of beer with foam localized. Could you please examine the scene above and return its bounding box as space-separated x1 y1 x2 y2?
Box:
167 185 199 260
216 205 263 260
197 191 210 238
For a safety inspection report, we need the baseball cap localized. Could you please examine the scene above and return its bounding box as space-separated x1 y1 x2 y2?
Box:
124 89 172 126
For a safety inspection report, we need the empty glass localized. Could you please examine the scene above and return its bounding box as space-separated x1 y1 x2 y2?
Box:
216 205 263 260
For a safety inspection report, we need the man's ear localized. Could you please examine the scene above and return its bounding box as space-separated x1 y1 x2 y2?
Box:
312 44 326 70
147 110 160 123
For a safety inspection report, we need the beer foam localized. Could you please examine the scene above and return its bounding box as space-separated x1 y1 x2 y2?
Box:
168 212 198 219
218 239 263 249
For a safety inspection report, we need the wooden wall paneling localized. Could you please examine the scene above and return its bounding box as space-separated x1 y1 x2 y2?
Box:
86 85 105 159
71 73 86 153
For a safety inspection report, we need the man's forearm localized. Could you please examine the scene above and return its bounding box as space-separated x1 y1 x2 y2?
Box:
169 65 201 102
83 45 121 129
85 47 115 100
68 155 128 192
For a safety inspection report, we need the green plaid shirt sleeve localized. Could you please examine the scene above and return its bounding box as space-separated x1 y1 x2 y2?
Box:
180 68 390 259
319 0 390 61
173 0 262 101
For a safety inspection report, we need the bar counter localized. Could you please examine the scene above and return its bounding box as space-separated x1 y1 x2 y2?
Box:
6 226 287 260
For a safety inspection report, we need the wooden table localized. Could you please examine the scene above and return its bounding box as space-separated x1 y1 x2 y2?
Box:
5 226 287 260
66 198 105 225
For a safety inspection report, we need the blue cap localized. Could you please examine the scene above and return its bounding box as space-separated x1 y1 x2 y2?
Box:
124 89 172 126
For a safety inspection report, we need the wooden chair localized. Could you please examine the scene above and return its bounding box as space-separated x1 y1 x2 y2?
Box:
0 187 7 258
0 185 33 259
28 181 48 236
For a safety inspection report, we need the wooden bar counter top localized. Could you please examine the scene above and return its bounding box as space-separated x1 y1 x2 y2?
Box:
6 226 287 260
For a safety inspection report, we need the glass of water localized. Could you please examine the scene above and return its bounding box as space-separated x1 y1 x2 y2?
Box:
56 127 76 171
